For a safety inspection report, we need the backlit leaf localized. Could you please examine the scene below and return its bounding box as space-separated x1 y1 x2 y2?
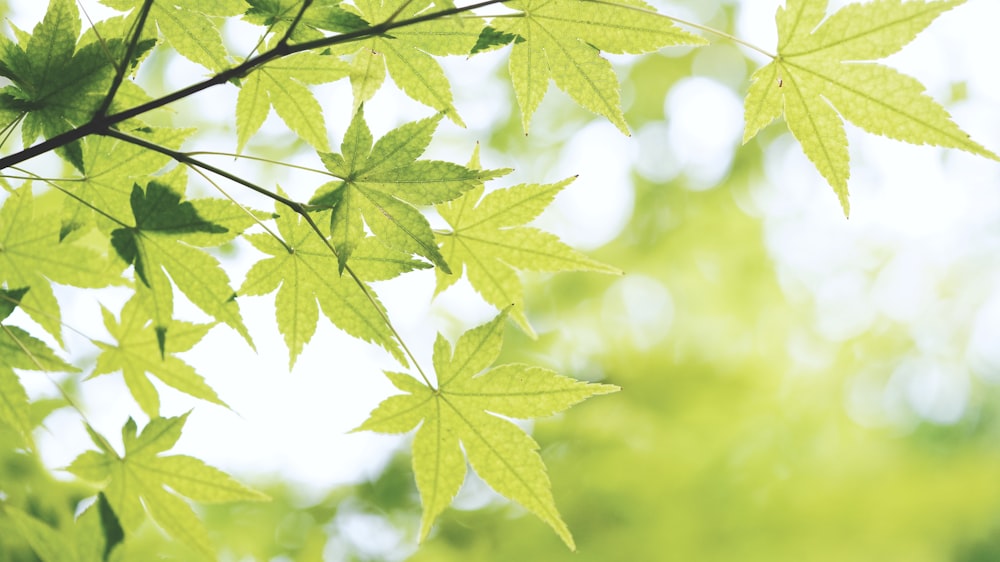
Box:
236 51 350 151
357 311 618 548
239 202 413 368
339 0 483 125
91 294 225 418
436 176 620 336
110 180 252 352
309 106 502 272
742 0 999 215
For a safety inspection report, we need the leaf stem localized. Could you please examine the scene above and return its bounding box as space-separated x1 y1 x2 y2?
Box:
103 129 305 211
95 0 155 118
9 166 130 228
278 0 314 47
585 0 777 59
186 151 336 178
77 0 120 74
294 209 434 386
186 164 292 254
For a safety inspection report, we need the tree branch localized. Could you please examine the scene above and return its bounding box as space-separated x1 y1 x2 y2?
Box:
0 0 509 171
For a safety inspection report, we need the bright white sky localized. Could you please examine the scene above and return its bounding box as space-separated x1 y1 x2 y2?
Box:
7 0 1000 497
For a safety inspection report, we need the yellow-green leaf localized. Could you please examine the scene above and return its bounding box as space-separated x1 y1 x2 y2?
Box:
310 107 501 273
339 0 482 124
435 177 620 336
236 52 349 151
743 0 998 216
357 312 618 548
91 295 225 418
239 203 411 368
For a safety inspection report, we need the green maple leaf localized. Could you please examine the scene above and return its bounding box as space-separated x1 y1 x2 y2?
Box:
357 311 619 548
0 186 123 343
109 180 252 353
66 414 269 559
236 51 350 151
101 0 243 71
340 0 483 124
436 175 620 336
0 0 116 145
743 0 999 216
3 496 123 562
240 201 427 367
244 0 369 42
492 0 706 134
90 294 227 418
62 127 194 234
309 106 502 273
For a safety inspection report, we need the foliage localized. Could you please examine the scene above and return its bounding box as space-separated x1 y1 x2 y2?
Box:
0 0 995 559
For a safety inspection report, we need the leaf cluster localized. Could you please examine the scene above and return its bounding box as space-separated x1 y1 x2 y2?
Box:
0 0 995 558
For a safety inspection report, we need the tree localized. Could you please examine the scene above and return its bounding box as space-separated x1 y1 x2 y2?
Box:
0 0 995 559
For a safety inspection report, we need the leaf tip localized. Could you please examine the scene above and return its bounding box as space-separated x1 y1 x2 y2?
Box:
155 326 167 359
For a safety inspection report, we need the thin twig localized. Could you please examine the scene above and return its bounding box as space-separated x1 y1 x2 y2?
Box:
0 0 511 171
586 0 777 59
77 0 120 74
186 151 337 178
10 166 130 228
294 208 433 385
95 0 156 118
186 164 292 254
103 129 305 210
278 0 315 47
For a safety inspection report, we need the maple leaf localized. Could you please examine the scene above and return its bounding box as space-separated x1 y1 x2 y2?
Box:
492 0 707 134
743 0 999 216
239 201 426 367
90 294 227 418
357 311 619 548
109 179 252 353
101 0 243 71
338 0 483 124
436 173 620 336
236 51 350 152
66 414 269 559
244 0 369 42
0 0 115 145
0 186 123 343
309 106 502 273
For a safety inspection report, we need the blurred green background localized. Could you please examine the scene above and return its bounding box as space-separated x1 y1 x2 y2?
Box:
4 0 1000 560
